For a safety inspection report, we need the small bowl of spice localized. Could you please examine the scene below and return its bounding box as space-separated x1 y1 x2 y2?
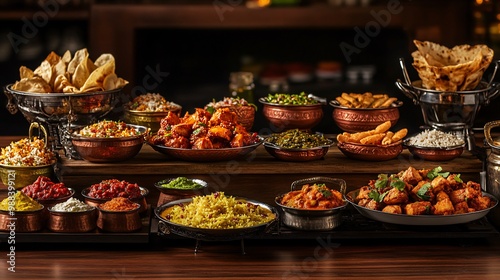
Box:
97 197 142 232
403 129 465 161
0 191 44 232
263 129 333 161
154 177 209 197
81 179 149 213
48 198 97 233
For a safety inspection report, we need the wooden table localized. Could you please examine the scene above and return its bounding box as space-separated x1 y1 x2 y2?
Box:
2 136 500 279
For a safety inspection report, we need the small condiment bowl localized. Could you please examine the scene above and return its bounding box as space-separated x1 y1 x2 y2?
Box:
0 206 44 233
81 186 149 214
34 188 76 209
337 140 403 161
154 177 209 197
403 140 465 161
96 203 142 233
0 163 55 190
47 207 97 233
330 100 402 133
263 140 333 162
259 98 324 131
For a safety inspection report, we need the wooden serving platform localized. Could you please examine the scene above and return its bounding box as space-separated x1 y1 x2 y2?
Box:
57 144 484 208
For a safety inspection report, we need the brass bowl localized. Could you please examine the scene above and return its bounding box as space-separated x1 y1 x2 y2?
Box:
404 141 465 161
330 100 402 133
263 140 333 162
71 124 148 162
259 98 323 131
123 105 182 133
0 207 44 232
47 207 97 233
81 186 149 214
337 140 403 161
96 203 142 232
0 163 55 190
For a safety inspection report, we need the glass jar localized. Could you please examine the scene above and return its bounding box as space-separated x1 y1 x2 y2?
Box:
229 72 255 104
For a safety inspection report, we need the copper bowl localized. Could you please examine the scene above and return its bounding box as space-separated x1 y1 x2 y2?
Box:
404 140 465 161
123 104 182 133
81 186 149 214
33 188 76 209
71 124 148 162
47 207 97 233
0 207 44 232
96 203 142 232
263 140 333 162
337 140 403 161
330 100 402 133
224 105 256 131
259 98 324 131
0 163 55 190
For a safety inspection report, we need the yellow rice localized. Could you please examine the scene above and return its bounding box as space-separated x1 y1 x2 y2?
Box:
161 192 275 229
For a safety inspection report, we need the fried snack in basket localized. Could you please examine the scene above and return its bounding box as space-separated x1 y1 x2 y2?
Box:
11 48 128 94
336 121 407 146
411 40 494 92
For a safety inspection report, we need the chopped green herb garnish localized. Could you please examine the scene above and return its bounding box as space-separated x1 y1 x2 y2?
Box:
375 174 388 189
427 166 450 180
416 183 431 200
390 177 406 191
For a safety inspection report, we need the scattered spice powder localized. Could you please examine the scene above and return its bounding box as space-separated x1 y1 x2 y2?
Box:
99 197 139 212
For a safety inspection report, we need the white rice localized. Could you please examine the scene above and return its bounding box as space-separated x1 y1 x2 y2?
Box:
406 129 465 148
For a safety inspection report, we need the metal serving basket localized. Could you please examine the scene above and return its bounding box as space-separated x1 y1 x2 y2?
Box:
395 58 500 150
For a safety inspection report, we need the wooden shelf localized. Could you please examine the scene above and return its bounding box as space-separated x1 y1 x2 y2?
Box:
0 10 89 21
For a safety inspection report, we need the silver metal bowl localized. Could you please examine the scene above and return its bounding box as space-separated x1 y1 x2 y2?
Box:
275 177 347 231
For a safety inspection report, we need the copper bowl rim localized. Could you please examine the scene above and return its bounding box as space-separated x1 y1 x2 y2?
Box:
123 104 182 115
258 97 324 107
263 139 334 152
71 124 149 141
96 202 141 213
402 138 466 151
329 100 403 110
337 140 403 148
0 204 44 214
30 187 76 204
47 205 96 214
0 162 56 169
81 186 149 202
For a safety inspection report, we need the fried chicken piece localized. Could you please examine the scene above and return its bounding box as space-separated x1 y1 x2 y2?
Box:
209 108 238 126
191 137 213 149
411 181 435 202
453 201 471 214
355 186 372 203
433 192 454 215
398 166 423 186
431 175 451 194
230 134 245 148
208 126 232 141
160 111 181 129
449 186 480 205
382 205 402 214
364 199 381 211
404 201 433 215
171 123 193 138
383 187 408 205
163 136 190 149
469 195 492 211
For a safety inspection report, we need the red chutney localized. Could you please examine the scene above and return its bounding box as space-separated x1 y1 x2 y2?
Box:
99 197 139 211
22 176 72 200
87 179 142 199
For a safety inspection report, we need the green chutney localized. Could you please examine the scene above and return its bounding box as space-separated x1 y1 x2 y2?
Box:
160 177 204 190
